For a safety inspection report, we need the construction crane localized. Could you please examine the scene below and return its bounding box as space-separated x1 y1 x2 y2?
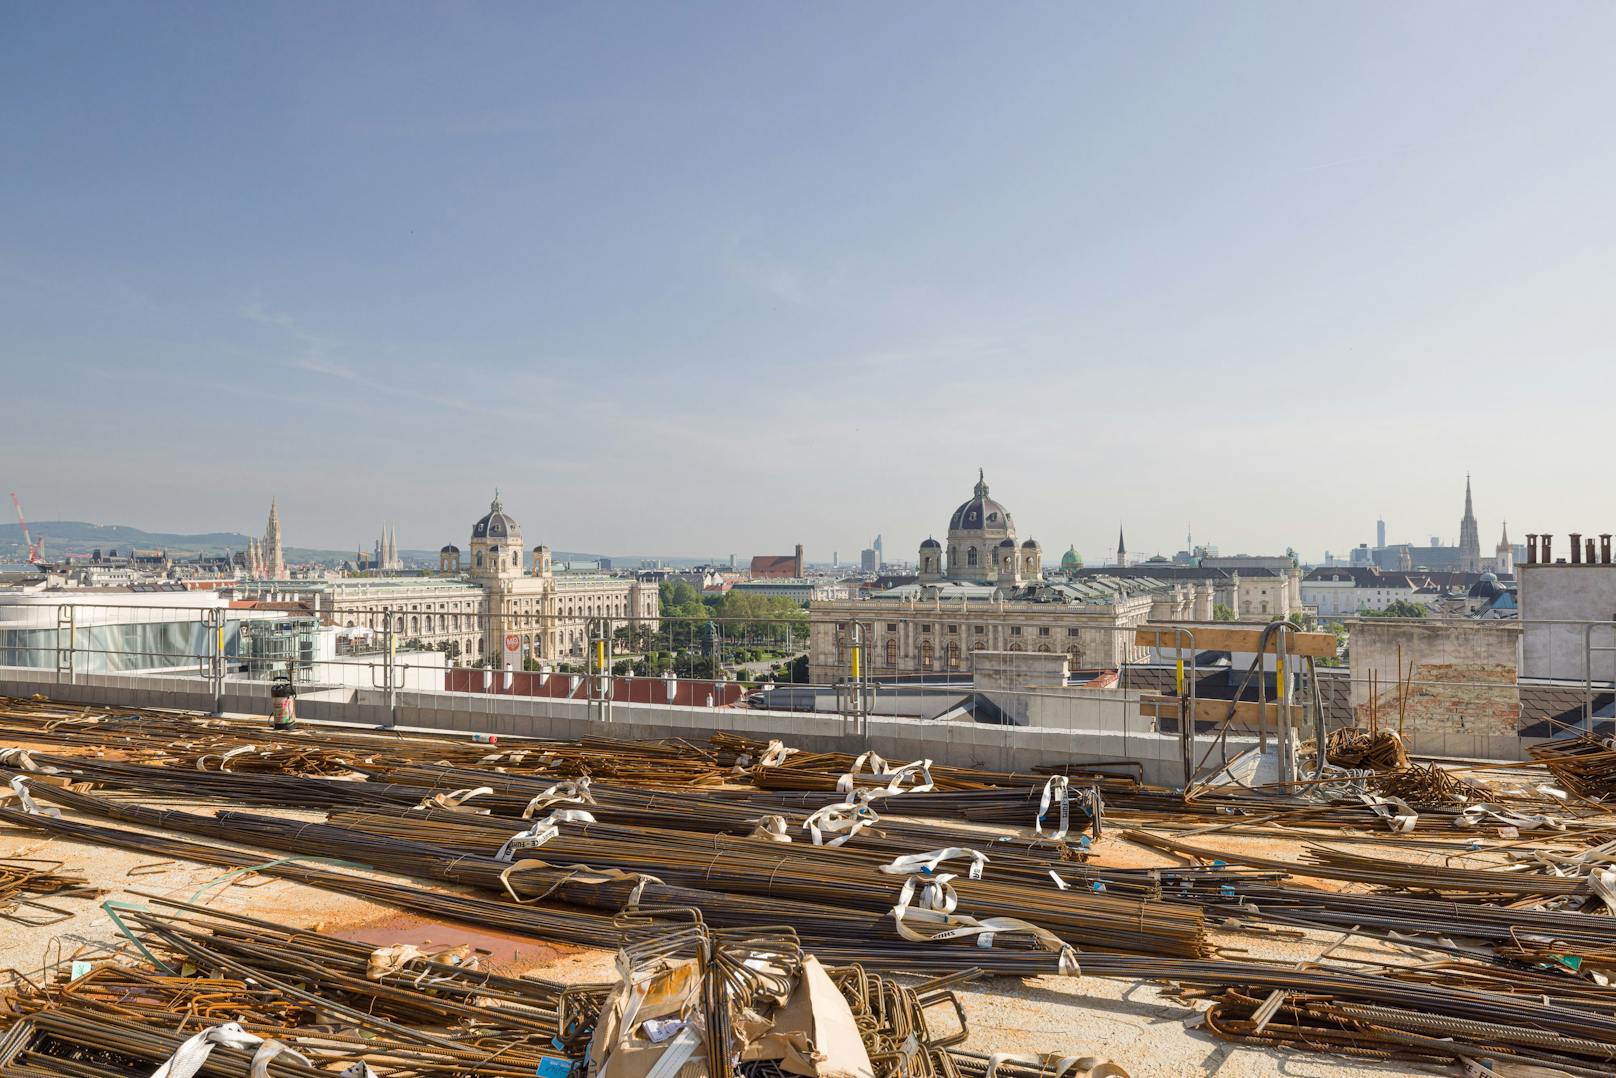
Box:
9 492 42 564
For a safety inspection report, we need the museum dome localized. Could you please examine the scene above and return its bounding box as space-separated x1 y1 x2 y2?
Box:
471 492 520 541
948 470 1014 535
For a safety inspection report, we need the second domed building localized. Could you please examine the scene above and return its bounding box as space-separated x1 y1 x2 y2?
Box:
917 470 1041 586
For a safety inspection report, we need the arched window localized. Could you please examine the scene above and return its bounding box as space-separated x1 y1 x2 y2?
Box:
884 638 897 666
1008 642 1024 653
394 616 404 632
475 551 483 568
512 550 519 567
410 616 420 634
1067 646 1082 668
477 637 485 655
921 641 934 668
946 643 961 670
1037 644 1051 653
345 620 354 628
967 547 978 568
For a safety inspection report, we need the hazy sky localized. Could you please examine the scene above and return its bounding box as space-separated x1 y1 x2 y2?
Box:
4 4 1613 562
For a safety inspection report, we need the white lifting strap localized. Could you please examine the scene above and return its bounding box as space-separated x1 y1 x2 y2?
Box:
496 808 596 861
749 814 792 842
249 1039 314 1078
889 888 1081 977
415 786 494 812
757 740 797 768
803 798 879 847
150 1021 265 1078
1036 776 1070 840
8 776 60 819
879 847 987 881
1356 793 1419 834
0 747 58 773
1456 802 1566 833
520 778 596 818
836 753 935 796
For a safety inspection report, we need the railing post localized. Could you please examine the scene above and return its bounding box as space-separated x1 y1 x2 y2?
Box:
385 620 398 728
210 607 225 716
55 604 76 686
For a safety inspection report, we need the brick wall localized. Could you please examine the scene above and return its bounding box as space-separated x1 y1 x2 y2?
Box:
1348 621 1521 737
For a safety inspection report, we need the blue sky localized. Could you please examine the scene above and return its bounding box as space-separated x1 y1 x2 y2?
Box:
3 3 1613 562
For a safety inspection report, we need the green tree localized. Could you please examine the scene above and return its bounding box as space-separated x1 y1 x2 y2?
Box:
1363 600 1428 619
1317 621 1349 666
1213 603 1237 622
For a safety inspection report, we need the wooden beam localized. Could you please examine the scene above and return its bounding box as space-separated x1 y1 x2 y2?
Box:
1136 624 1337 659
1141 693 1289 730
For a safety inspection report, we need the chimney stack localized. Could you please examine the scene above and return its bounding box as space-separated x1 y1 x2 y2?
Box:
1543 534 1554 564
1589 537 1599 566
1602 535 1612 566
1571 533 1584 565
1526 534 1539 564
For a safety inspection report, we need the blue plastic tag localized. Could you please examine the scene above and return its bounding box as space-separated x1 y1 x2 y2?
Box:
70 960 93 980
536 1057 574 1078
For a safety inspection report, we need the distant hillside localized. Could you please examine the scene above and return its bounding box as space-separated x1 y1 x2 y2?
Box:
0 520 610 567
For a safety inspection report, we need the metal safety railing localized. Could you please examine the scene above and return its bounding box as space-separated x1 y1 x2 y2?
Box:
5 599 1616 788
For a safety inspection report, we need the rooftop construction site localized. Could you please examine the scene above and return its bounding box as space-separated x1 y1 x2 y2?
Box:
4 604 1616 1078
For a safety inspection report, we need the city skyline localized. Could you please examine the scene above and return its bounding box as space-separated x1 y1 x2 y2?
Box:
4 472 1521 569
4 6 1613 558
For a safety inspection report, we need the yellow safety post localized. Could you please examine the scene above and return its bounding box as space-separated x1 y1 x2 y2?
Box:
595 638 606 675
850 644 861 681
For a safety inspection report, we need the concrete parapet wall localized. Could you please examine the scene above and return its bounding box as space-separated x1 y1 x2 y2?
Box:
0 665 1188 785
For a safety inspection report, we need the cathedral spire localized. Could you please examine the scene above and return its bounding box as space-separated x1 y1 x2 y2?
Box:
973 469 988 498
1117 525 1127 565
262 498 285 579
1458 474 1481 573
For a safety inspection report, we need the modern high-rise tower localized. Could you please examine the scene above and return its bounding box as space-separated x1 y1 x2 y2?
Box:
1376 519 1386 549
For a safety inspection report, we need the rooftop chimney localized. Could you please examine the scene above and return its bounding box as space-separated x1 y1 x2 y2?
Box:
1602 535 1611 566
1543 534 1554 564
1571 533 1583 565
1526 534 1539 564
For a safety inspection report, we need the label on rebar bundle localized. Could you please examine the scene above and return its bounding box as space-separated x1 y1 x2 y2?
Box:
536 1056 574 1078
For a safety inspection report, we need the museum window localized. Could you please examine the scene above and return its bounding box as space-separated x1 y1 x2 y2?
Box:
947 625 959 634
1009 643 1024 652
947 643 961 669
1038 627 1051 636
886 623 897 632
921 641 934 667
921 623 932 633
974 625 985 635
884 639 897 666
967 547 978 567
1010 626 1022 636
